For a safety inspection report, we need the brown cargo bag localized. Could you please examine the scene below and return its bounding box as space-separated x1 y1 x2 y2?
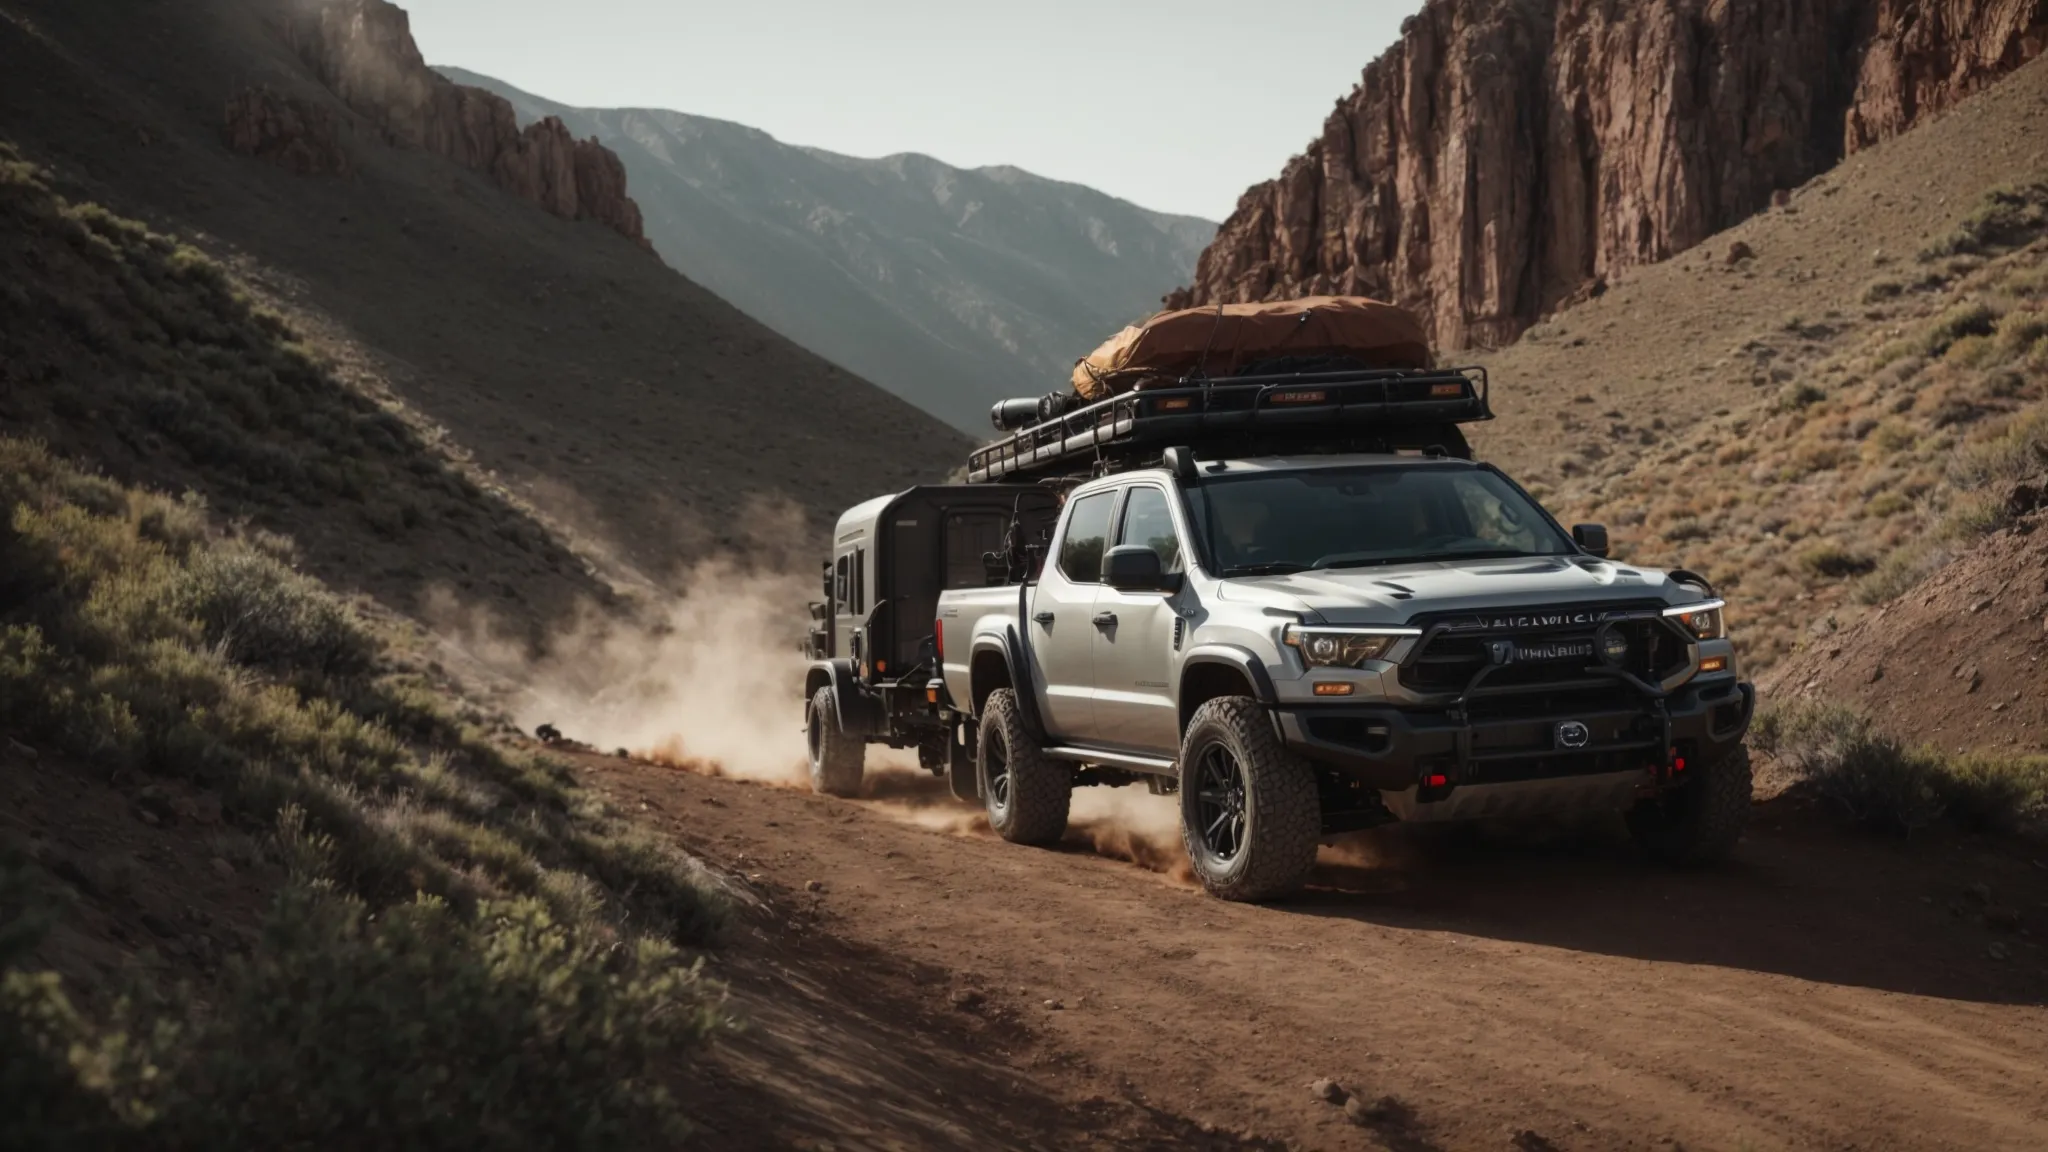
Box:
1070 295 1431 401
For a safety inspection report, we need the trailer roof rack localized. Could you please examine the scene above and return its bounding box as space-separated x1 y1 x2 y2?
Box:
965 366 1493 484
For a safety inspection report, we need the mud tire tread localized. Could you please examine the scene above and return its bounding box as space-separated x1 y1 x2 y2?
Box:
978 688 1071 845
1179 697 1321 902
1627 743 1752 864
807 685 865 798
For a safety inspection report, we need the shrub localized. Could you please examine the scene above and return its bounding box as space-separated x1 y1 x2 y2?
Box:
164 889 715 1151
1758 704 2048 840
1918 176 2048 259
1760 704 1945 833
1918 302 1999 359
178 549 374 678
1800 544 1875 578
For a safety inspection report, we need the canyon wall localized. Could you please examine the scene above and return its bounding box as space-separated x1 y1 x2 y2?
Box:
278 0 648 248
1168 0 2048 350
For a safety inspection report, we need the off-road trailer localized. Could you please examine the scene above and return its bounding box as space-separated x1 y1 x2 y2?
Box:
800 484 1059 795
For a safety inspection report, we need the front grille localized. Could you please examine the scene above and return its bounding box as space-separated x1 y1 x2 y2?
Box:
1398 602 1687 694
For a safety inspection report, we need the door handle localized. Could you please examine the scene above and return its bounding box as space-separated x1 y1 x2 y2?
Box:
1092 612 1118 628
1032 612 1056 626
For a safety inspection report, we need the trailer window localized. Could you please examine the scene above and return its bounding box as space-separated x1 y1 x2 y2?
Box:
945 512 1009 589
1057 491 1114 583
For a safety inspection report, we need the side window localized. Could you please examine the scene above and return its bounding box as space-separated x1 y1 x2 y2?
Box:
1117 486 1183 573
834 555 851 612
852 548 866 615
944 512 1008 589
1056 491 1114 583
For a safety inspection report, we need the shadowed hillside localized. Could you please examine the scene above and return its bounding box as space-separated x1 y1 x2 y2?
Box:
0 0 969 603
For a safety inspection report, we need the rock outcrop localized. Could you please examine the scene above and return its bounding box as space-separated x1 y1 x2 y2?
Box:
280 0 648 248
223 86 351 176
1167 0 2048 350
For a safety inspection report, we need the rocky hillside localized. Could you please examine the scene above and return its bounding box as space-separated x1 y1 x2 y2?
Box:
272 0 648 248
0 0 966 604
439 68 1215 433
1169 0 2048 351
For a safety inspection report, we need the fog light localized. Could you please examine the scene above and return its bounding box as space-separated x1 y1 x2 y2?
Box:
1599 630 1629 664
1312 682 1354 697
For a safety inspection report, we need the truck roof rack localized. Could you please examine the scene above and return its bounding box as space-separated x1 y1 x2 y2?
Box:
965 366 1492 484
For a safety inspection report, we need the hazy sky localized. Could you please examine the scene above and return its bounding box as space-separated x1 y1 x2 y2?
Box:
404 0 1423 221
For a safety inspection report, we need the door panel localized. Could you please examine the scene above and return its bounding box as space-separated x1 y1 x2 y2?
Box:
1092 486 1185 753
1028 490 1113 741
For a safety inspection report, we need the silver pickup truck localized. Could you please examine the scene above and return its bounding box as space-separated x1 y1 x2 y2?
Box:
804 368 1753 901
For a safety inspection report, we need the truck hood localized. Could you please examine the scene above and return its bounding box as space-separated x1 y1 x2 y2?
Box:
1212 557 1692 623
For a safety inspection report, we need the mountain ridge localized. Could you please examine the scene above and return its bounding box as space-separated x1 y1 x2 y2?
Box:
436 66 1214 432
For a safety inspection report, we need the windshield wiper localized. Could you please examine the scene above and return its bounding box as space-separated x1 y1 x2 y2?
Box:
1220 562 1311 577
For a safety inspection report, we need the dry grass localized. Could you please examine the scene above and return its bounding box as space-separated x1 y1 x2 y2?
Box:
1543 176 2048 672
0 153 727 1150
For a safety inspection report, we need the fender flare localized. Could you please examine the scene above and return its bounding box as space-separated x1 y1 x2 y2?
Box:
804 659 882 736
1179 644 1279 704
968 629 1048 742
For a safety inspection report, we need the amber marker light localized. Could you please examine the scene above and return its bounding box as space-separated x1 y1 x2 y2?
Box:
1699 655 1728 673
1312 682 1355 697
1430 382 1465 397
1269 389 1327 404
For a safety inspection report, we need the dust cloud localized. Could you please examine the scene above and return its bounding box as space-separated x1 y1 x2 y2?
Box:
435 553 816 785
432 537 1198 883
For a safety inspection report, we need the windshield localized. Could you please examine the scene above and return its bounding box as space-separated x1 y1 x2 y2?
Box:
1184 464 1573 576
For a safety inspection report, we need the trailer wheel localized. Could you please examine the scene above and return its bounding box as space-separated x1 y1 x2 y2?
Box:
806 685 865 797
1626 743 1751 864
1178 697 1320 902
977 688 1070 845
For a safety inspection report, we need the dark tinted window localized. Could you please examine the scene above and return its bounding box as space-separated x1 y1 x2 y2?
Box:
945 512 1008 589
1057 492 1114 583
834 555 851 612
1117 487 1183 573
1185 465 1571 575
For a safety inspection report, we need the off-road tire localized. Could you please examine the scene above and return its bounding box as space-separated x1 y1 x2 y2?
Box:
806 686 865 797
1178 697 1321 902
977 688 1070 845
1626 743 1752 864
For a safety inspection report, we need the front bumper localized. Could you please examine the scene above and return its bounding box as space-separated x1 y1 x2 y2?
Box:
1275 676 1753 795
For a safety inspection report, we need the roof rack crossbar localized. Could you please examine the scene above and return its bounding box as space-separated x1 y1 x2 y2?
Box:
965 366 1492 485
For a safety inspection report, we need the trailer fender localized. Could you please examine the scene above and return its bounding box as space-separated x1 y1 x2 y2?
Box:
805 660 882 736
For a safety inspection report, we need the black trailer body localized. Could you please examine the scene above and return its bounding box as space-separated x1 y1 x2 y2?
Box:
804 484 1059 771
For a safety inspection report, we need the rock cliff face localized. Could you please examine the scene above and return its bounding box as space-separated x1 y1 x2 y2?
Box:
223 86 352 176
280 0 647 247
1168 0 2048 350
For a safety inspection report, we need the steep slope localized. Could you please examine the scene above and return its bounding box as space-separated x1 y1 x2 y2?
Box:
438 67 1215 433
1169 0 2048 351
0 0 968 604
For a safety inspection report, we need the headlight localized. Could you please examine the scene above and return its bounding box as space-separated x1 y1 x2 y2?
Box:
1283 625 1417 668
1662 600 1726 640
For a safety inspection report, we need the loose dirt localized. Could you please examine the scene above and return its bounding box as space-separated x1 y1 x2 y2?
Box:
574 751 2048 1151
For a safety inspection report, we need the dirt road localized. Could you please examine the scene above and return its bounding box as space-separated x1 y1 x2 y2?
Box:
577 755 2048 1151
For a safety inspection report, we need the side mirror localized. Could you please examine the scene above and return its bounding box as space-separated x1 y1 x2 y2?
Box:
1572 523 1609 559
1102 545 1180 592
